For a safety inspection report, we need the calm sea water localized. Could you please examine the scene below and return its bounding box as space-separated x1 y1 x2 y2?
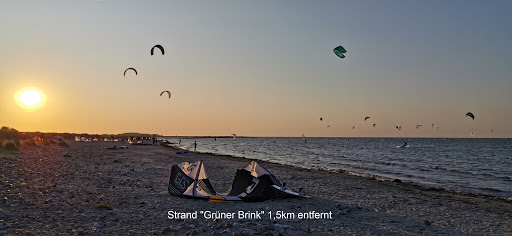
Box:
165 137 512 199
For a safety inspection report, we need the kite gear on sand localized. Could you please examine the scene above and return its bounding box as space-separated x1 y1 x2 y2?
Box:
168 160 304 202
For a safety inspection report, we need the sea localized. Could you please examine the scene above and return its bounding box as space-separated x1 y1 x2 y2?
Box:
163 137 512 199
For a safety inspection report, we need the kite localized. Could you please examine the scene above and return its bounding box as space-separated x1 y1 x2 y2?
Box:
333 46 347 58
373 124 376 127
320 117 323 121
124 68 137 77
232 134 237 140
151 45 164 55
365 117 370 121
160 90 171 98
465 112 475 120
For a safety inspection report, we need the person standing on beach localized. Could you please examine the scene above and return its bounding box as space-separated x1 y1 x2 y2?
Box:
194 141 197 151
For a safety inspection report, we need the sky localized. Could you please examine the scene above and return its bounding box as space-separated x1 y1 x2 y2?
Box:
1 0 511 137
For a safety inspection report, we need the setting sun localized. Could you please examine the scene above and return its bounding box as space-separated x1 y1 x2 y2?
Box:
15 87 46 111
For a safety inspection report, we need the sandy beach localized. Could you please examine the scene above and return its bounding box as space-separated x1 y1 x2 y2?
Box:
1 140 511 235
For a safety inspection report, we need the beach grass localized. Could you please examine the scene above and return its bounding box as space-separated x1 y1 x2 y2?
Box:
1 140 19 151
0 126 20 151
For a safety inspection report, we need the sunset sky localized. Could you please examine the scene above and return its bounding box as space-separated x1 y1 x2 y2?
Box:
1 1 511 137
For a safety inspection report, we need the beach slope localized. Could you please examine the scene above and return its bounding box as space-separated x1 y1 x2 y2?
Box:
1 141 511 235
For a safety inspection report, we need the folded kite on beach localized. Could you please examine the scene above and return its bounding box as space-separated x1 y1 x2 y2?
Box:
168 160 304 202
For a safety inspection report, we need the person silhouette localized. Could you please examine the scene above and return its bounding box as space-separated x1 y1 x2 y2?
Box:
194 141 197 151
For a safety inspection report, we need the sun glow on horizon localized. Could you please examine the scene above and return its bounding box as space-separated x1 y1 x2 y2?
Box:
15 87 46 111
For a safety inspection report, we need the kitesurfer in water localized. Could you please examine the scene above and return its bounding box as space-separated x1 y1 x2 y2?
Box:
401 141 408 148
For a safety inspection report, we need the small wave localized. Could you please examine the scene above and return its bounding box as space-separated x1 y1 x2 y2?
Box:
318 166 338 172
481 187 502 192
428 165 460 173
346 171 370 178
343 164 377 172
477 172 495 177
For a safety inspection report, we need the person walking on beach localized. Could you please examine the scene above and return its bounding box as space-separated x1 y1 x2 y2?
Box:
194 141 197 151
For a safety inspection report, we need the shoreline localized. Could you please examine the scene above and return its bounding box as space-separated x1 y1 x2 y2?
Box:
164 143 512 202
1 140 511 235
195 150 512 202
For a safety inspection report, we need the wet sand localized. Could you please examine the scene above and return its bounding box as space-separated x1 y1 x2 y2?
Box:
1 140 511 235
